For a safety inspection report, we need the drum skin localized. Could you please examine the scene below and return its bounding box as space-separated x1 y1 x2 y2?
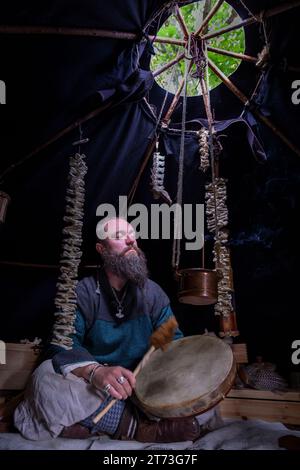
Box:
134 335 236 418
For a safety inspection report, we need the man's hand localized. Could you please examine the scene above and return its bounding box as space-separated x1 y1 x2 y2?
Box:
72 363 136 400
92 366 136 400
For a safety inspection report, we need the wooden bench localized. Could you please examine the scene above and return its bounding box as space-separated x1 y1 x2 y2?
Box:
0 342 40 396
220 388 300 425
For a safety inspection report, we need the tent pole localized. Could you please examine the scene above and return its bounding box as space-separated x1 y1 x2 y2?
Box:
0 260 99 269
128 137 157 205
0 100 115 182
203 0 300 40
195 0 225 36
161 61 193 126
207 46 257 63
152 36 186 46
199 75 214 130
0 25 186 46
0 25 139 39
1 1 299 42
153 52 185 77
174 4 189 39
128 59 193 204
161 77 186 126
208 58 300 158
203 17 256 40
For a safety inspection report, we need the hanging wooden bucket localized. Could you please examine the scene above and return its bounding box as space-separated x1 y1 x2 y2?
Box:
177 268 218 305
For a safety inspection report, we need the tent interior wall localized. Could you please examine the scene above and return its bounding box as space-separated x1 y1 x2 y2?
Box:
0 0 300 383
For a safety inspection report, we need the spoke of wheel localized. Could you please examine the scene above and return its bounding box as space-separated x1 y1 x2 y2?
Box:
203 17 256 40
208 58 248 102
152 35 185 46
207 46 257 63
174 4 189 39
195 0 225 37
153 52 185 77
207 58 300 158
162 61 193 126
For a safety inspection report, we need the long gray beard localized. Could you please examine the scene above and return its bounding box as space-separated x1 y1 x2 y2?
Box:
101 247 148 288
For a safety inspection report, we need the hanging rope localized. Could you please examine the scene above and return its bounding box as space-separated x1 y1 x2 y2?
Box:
172 36 191 271
191 38 234 318
149 58 180 206
51 129 88 349
130 35 182 207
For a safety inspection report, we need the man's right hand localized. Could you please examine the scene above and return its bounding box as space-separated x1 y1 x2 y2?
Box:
72 364 136 400
92 366 136 400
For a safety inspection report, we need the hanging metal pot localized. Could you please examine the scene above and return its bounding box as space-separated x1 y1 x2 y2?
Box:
177 268 218 306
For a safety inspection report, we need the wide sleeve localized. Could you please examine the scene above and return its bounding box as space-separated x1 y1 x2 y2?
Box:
50 309 97 373
148 281 183 340
152 304 183 341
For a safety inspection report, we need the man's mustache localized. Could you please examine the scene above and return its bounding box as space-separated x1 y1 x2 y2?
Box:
121 246 140 256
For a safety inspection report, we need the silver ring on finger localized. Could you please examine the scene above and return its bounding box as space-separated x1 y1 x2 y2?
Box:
116 375 126 385
101 383 111 396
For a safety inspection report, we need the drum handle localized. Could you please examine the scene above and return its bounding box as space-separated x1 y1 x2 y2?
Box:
92 346 155 424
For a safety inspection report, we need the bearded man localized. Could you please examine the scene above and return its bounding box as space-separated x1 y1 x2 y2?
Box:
14 217 203 443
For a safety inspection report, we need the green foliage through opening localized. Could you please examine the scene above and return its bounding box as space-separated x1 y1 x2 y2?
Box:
151 0 245 96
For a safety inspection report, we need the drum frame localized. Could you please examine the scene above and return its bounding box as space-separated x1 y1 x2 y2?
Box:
134 335 236 418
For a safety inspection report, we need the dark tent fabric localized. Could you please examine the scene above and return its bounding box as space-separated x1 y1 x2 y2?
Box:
0 0 300 380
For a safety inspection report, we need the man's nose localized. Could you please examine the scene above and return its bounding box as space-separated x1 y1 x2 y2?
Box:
126 234 135 245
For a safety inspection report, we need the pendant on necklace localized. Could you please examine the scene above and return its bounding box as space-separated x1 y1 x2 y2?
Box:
116 307 125 319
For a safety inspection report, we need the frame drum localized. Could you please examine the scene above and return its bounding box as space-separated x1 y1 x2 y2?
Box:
134 335 236 418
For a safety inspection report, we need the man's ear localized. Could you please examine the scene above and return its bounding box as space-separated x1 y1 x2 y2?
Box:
96 242 104 255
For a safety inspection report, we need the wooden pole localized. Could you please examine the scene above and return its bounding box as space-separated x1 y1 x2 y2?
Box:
152 36 186 46
0 100 113 182
161 77 186 126
203 0 300 40
1 1 299 42
174 4 189 39
208 58 300 158
128 58 193 204
195 0 225 36
153 52 185 78
207 46 257 63
161 61 193 126
202 244 205 269
0 25 139 40
264 0 300 19
199 75 214 129
0 260 99 269
0 25 186 45
208 58 249 103
288 65 300 73
203 17 256 41
128 137 157 205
